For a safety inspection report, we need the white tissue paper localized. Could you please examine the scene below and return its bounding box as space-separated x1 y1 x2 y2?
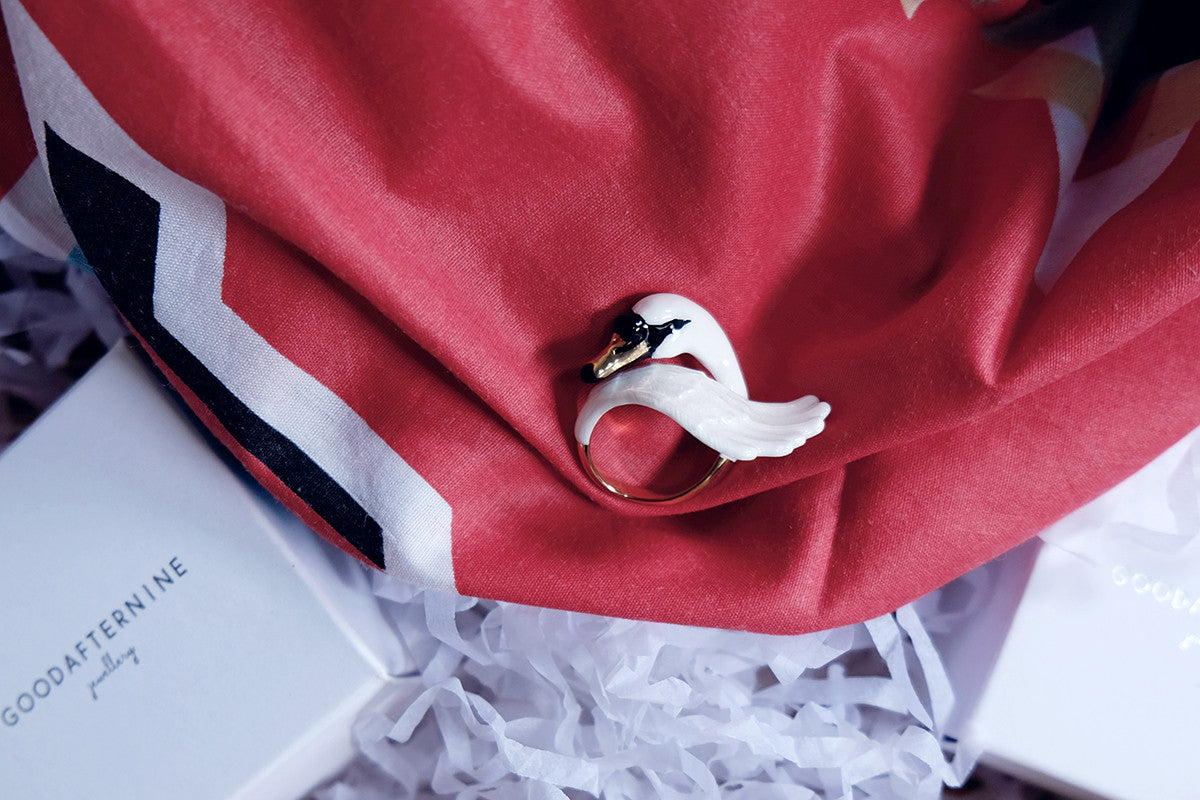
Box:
0 229 121 443
301 570 985 800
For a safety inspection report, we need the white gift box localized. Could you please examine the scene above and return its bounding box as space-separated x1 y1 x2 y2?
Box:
943 427 1200 800
0 342 411 800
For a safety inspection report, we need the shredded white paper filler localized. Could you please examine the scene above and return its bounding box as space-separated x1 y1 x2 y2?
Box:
0 230 122 444
308 572 982 800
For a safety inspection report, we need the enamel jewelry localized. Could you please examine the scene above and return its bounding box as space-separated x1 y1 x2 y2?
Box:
576 294 830 503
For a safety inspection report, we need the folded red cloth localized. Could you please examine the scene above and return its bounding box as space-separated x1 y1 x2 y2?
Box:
3 0 1198 632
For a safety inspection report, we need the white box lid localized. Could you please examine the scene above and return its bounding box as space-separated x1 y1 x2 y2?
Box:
0 342 397 799
959 429 1200 800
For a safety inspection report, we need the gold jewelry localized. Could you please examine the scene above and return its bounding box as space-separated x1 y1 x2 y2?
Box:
575 294 830 504
578 440 731 504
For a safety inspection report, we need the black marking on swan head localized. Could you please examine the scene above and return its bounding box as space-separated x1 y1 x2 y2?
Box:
580 312 690 383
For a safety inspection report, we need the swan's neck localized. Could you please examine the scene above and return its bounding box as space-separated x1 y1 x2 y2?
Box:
632 295 748 398
682 326 747 398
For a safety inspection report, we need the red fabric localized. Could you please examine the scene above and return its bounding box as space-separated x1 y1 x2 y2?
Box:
10 0 1200 631
0 13 34 195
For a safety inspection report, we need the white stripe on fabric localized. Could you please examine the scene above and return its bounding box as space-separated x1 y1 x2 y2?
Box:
1033 27 1190 291
2 0 455 590
1035 131 1189 291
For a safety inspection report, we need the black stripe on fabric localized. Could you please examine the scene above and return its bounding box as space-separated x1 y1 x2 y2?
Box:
43 124 387 569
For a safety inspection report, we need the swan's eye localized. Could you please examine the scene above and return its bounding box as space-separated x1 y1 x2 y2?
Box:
612 313 648 347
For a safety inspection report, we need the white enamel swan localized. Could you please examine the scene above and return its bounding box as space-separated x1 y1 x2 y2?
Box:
575 293 830 501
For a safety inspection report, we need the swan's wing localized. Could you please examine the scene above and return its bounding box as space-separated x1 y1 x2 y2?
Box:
575 364 830 461
705 396 830 459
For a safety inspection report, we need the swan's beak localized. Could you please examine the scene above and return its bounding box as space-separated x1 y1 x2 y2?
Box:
580 333 651 383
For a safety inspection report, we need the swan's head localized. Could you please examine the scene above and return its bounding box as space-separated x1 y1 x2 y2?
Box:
580 297 693 383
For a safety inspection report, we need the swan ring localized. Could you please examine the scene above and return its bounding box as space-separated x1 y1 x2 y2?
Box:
575 294 830 504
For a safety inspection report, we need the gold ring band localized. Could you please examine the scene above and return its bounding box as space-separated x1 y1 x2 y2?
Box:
578 441 731 504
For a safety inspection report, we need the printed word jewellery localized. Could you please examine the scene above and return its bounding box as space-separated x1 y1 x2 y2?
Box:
575 294 830 503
